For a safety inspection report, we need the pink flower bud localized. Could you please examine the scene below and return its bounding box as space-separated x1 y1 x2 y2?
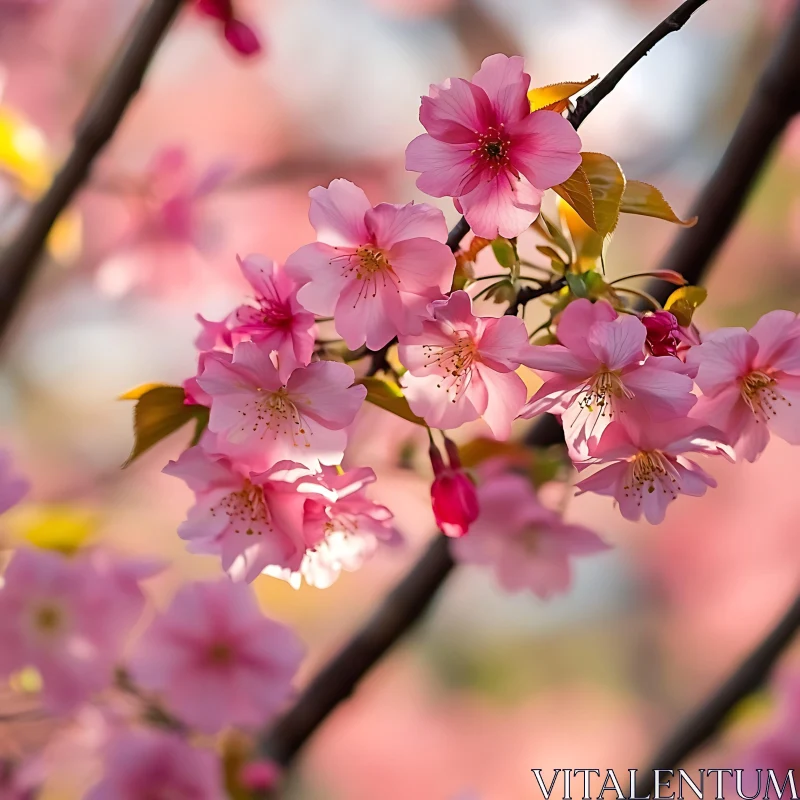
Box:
642 310 680 357
241 760 281 791
429 440 479 538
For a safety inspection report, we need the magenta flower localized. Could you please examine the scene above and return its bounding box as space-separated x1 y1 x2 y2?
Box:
686 310 800 462
451 465 608 597
197 340 367 471
163 447 334 582
428 439 479 538
285 179 456 350
86 729 224 800
0 448 28 515
520 299 696 456
575 417 734 524
229 253 316 379
266 466 401 589
196 0 262 57
0 548 156 712
642 310 681 357
398 290 532 437
405 54 582 239
130 580 303 733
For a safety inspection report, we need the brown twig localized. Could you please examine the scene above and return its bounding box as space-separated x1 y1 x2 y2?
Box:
0 0 185 340
258 0 755 768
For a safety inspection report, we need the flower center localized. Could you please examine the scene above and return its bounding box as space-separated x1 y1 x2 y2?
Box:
623 450 680 505
33 604 63 634
422 331 478 401
579 370 633 414
329 245 400 306
473 125 514 175
212 479 274 537
207 642 234 666
740 370 789 422
240 386 312 448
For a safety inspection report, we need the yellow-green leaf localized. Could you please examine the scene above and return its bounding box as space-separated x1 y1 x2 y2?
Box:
122 385 209 466
528 75 598 113
580 152 626 237
557 198 603 272
553 165 596 231
356 377 426 427
533 213 573 263
621 180 698 227
665 285 707 327
491 237 517 270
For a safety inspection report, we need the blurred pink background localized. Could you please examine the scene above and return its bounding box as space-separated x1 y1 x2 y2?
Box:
1 0 799 797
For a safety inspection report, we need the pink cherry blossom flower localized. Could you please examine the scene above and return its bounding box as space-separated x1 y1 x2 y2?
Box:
0 448 28 515
428 438 479 538
398 290 532 437
265 466 401 589
519 299 697 457
0 548 155 712
130 580 303 733
197 340 366 471
574 417 734 525
163 446 335 582
229 253 316 379
284 179 456 350
86 729 225 800
686 310 800 462
451 465 607 597
405 53 582 239
196 0 262 56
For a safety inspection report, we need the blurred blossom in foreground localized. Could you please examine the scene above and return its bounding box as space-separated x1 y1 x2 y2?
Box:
452 461 608 598
195 0 262 57
130 579 304 734
86 729 225 800
0 448 28 515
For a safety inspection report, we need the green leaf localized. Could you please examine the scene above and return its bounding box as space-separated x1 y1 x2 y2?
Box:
580 152 626 237
565 272 589 299
620 180 697 226
535 245 567 268
122 384 209 466
536 213 574 264
491 237 517 270
356 377 427 427
665 286 707 327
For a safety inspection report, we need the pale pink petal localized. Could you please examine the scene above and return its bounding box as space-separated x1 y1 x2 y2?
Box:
767 374 800 445
519 375 582 417
476 366 527 439
519 343 590 378
751 309 800 372
387 237 455 296
287 243 350 317
688 328 756 395
405 134 481 198
556 299 617 362
620 360 697 420
286 360 365 429
365 201 449 246
587 316 647 371
238 253 276 297
402 372 482 430
333 277 404 349
308 179 371 247
574 462 627 497
418 77 491 144
459 173 543 239
470 53 531 125
477 315 533 371
509 110 582 189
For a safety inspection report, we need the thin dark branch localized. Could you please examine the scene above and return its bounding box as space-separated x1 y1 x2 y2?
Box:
635 589 800 796
567 0 713 130
259 0 797 769
505 277 568 316
0 0 184 340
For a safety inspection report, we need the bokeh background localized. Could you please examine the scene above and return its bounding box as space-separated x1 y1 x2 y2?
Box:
1 0 799 797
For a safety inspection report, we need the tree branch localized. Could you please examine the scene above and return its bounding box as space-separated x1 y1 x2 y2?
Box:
567 0 713 130
258 0 770 768
0 0 185 340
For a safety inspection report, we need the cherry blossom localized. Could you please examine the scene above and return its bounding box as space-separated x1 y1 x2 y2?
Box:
196 0 262 57
399 290 532 437
687 309 800 462
428 438 479 538
405 53 582 239
0 548 156 712
197 340 366 471
229 253 316 378
130 579 303 733
451 464 607 597
86 729 225 800
574 417 734 524
265 466 401 589
520 299 696 457
0 448 28 515
163 446 334 583
285 179 456 350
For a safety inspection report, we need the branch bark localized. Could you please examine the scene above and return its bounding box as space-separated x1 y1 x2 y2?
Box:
258 0 762 769
0 0 185 340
